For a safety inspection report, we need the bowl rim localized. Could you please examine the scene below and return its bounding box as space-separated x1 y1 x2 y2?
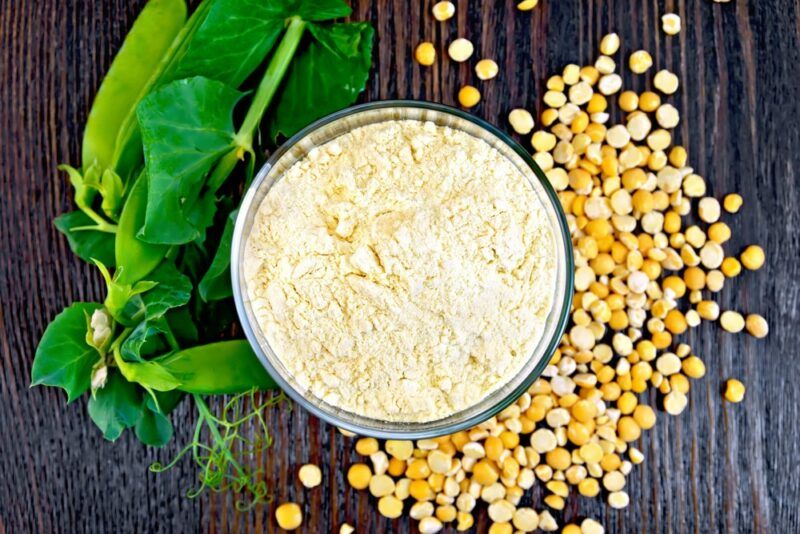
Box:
231 99 574 438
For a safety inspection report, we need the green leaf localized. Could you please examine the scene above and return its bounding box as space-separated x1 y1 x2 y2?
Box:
93 259 158 323
114 353 182 392
87 371 142 441
135 396 174 447
31 302 102 402
82 0 187 173
268 21 373 140
198 209 236 301
157 340 276 394
54 211 116 267
141 262 193 320
115 171 169 285
174 0 352 87
121 319 168 362
137 77 242 245
166 308 199 344
173 0 284 87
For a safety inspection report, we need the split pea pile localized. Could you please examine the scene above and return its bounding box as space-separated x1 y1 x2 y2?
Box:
270 6 769 533
337 22 770 534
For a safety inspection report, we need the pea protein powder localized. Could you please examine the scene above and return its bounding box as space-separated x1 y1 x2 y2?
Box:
243 120 556 422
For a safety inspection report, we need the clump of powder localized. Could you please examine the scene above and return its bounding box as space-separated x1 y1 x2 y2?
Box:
244 120 556 422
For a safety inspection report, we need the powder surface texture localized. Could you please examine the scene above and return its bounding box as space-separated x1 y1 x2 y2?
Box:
244 120 556 422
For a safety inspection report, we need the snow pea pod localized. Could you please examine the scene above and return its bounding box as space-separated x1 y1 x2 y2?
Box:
109 0 214 176
115 171 168 284
157 340 276 395
82 0 187 174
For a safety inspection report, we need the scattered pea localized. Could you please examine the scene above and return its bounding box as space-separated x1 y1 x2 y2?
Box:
720 310 745 333
432 1 455 21
723 193 743 213
458 85 481 108
654 69 680 94
740 245 765 270
415 42 436 66
629 50 653 74
724 379 746 403
745 314 769 338
448 38 474 62
517 0 539 10
475 59 499 80
662 13 681 35
599 33 621 55
275 503 303 531
298 464 322 488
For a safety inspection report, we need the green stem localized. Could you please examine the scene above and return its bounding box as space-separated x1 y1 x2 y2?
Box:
193 394 247 480
236 16 306 148
206 17 306 194
109 327 133 355
206 148 242 194
161 320 180 352
81 205 118 232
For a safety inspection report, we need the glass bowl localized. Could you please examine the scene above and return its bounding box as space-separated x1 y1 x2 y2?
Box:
231 101 574 439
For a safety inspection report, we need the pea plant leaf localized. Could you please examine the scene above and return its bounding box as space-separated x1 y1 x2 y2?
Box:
119 262 192 325
114 354 182 393
31 302 102 402
140 263 193 320
87 371 143 441
121 319 168 362
166 308 199 344
137 77 243 245
268 21 373 140
135 396 174 447
198 209 236 301
54 211 116 267
174 0 352 87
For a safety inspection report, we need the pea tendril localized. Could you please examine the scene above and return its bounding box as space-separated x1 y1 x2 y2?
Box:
149 389 287 511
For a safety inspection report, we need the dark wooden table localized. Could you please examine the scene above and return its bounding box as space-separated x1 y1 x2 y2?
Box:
2 1 799 532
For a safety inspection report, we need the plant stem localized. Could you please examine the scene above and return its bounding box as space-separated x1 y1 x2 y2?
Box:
206 16 306 194
81 206 118 232
236 16 306 148
205 148 242 194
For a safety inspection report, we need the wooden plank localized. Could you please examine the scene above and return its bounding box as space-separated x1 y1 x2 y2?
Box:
1 0 798 532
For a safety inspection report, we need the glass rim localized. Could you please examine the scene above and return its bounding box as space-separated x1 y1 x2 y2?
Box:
231 100 574 439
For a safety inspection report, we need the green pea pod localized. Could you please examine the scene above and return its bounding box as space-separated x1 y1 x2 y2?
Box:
82 0 187 174
109 0 214 176
115 171 168 284
157 340 276 394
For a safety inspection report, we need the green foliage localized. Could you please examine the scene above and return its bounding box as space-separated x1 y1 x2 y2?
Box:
54 211 115 267
36 0 374 507
150 391 285 510
31 303 102 402
87 371 142 441
268 22 374 140
137 77 243 245
198 209 236 301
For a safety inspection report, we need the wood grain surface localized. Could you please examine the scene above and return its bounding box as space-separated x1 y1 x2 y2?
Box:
2 0 799 532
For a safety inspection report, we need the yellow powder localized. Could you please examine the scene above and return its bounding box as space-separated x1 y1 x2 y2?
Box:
244 120 556 421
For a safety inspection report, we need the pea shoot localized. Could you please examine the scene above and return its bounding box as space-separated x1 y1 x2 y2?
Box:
31 0 374 507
